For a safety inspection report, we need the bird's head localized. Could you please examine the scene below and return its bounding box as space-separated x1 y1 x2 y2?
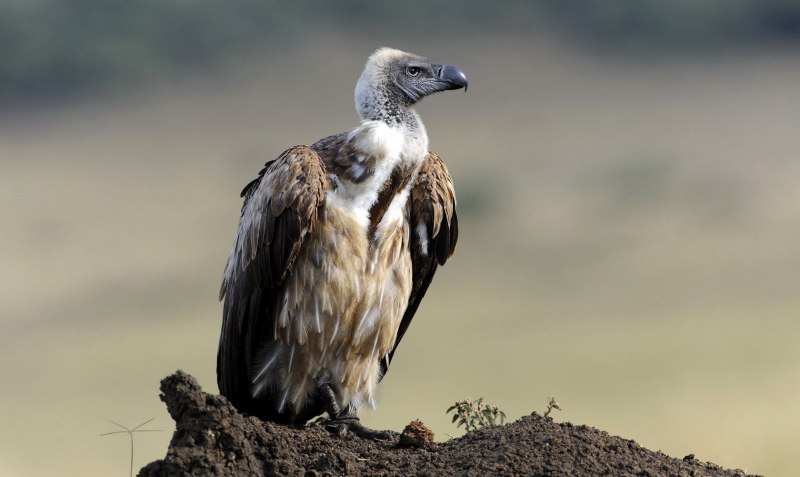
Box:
355 47 468 121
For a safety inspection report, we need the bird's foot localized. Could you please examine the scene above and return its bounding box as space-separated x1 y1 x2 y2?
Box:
325 414 396 440
314 380 396 440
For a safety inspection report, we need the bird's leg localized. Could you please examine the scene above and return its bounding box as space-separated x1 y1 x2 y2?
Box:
316 381 396 440
318 380 341 418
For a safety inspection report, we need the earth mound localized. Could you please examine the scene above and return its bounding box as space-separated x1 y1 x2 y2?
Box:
139 371 755 477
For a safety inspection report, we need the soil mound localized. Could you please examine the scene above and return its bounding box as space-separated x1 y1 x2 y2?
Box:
139 371 754 476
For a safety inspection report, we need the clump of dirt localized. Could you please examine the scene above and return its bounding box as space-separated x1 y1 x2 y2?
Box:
399 419 435 448
139 371 756 477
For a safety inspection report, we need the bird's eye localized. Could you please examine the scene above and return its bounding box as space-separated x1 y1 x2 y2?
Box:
406 66 420 77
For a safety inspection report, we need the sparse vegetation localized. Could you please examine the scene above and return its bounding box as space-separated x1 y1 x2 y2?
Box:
100 418 162 477
544 396 562 418
446 395 561 433
447 398 507 432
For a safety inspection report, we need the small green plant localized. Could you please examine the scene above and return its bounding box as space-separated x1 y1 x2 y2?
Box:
447 397 506 432
544 396 561 417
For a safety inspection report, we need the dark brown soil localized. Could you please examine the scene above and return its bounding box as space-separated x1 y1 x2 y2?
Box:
139 371 756 477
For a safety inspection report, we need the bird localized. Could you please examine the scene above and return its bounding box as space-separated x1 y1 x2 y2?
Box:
217 47 467 438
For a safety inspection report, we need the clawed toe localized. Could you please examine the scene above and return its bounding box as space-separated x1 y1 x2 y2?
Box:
324 416 395 440
324 417 352 436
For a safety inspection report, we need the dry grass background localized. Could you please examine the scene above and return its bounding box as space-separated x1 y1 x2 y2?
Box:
1 33 799 476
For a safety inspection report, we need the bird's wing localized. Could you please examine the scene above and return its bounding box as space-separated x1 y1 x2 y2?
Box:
217 146 327 414
381 152 458 376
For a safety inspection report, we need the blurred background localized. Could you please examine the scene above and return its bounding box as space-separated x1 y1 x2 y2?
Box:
2 1 799 475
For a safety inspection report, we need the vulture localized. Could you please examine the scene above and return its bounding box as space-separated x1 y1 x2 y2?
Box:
217 47 467 438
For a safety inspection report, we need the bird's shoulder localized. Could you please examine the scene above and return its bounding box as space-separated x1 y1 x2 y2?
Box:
239 145 328 203
221 145 327 299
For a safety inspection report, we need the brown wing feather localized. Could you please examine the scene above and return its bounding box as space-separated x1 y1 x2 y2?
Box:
381 152 458 376
217 146 327 420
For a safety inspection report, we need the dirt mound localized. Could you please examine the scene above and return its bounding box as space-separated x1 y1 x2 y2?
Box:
139 371 755 477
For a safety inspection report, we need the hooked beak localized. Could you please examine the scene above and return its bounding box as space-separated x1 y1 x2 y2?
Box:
432 64 468 92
